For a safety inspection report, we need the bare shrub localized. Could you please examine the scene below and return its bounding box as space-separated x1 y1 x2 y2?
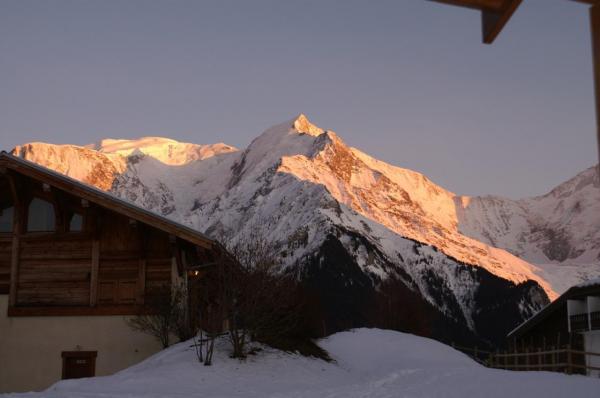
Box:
190 267 226 365
199 229 309 359
127 285 187 349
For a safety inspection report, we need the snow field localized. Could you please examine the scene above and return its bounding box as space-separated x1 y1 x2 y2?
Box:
4 329 599 398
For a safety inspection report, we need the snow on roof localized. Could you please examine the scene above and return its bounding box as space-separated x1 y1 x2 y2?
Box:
575 277 600 288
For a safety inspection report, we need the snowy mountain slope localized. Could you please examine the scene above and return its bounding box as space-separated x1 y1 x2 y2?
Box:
456 166 600 276
13 114 596 343
88 136 237 166
4 329 599 398
12 142 126 190
12 139 239 215
273 128 554 295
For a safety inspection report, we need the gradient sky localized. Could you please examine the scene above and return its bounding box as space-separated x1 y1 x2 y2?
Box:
0 0 596 198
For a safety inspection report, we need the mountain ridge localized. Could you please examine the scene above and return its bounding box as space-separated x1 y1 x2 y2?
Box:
11 115 599 296
9 114 599 344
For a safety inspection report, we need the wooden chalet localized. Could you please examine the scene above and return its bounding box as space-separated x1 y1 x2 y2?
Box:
508 281 600 376
0 152 223 392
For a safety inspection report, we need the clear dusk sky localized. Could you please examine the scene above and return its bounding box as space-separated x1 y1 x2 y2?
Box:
0 0 597 198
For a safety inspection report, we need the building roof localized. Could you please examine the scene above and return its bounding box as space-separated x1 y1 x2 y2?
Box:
0 152 215 249
508 280 600 339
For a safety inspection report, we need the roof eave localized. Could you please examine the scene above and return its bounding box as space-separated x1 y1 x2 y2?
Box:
0 152 215 249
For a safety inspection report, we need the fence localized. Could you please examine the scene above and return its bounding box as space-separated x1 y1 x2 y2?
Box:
450 343 600 376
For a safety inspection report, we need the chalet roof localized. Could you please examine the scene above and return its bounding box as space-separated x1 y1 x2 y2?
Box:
507 280 600 339
0 152 215 249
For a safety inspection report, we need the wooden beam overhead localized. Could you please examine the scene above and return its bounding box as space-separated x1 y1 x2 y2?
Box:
427 0 522 43
430 1 600 44
482 0 522 44
429 0 504 12
428 0 600 172
430 0 599 11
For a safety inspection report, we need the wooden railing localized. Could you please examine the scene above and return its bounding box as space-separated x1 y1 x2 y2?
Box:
450 343 600 376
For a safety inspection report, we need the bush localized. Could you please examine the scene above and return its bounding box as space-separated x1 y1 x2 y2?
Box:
127 285 187 349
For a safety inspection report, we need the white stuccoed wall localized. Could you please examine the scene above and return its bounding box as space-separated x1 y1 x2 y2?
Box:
0 295 163 393
584 330 600 378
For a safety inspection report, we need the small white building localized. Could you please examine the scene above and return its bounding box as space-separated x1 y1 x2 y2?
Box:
566 281 600 377
509 279 600 377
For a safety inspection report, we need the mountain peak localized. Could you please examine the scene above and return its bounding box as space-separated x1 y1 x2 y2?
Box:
292 113 324 137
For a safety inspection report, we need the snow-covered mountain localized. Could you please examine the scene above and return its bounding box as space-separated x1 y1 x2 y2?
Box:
457 167 600 293
10 114 598 344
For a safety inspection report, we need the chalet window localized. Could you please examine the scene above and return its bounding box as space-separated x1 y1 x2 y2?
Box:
0 205 13 233
69 213 83 232
27 198 56 232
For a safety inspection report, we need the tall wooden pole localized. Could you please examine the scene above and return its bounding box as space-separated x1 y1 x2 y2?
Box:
591 4 600 183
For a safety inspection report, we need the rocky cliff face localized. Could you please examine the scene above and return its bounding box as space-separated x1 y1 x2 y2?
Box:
12 114 597 344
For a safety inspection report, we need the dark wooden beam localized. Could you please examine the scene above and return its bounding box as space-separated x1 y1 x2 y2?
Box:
429 0 504 12
592 4 600 181
9 232 19 306
431 1 600 46
5 172 19 207
482 0 522 44
173 239 184 276
7 305 157 317
90 239 100 306
8 173 21 306
137 224 147 305
430 0 598 11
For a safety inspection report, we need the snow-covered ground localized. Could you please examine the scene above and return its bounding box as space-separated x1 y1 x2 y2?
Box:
4 329 599 398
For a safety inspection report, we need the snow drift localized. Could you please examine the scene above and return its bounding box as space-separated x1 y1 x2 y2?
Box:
3 328 598 398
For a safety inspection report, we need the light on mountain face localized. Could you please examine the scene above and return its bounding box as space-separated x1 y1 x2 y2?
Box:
10 116 600 341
